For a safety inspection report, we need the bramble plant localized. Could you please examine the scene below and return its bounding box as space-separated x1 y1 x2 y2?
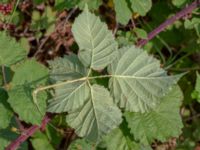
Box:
0 0 200 150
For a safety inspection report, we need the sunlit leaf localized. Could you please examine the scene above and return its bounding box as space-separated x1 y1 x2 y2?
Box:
72 6 118 70
108 46 182 112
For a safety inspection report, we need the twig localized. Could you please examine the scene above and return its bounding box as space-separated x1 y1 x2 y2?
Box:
137 0 200 47
5 114 51 150
1 65 7 86
5 1 200 150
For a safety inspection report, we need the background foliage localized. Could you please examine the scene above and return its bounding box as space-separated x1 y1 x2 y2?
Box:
0 0 200 150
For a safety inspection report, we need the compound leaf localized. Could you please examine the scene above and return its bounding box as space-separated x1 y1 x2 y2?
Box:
130 0 152 16
0 32 27 66
125 86 183 144
108 46 182 113
72 6 118 70
66 84 122 142
8 60 48 125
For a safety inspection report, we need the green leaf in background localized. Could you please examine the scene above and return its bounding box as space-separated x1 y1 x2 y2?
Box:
72 6 118 70
0 32 27 66
78 0 102 10
172 0 190 8
103 127 152 150
130 0 152 16
0 118 28 150
48 54 88 82
31 131 54 150
8 59 48 125
133 27 148 39
113 0 132 25
125 86 183 144
108 46 182 113
55 0 80 10
69 139 96 150
0 88 13 129
66 84 122 142
191 72 200 102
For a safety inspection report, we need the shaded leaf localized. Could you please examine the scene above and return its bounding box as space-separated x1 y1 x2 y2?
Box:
8 60 48 125
113 0 132 25
125 86 183 144
0 88 13 129
0 32 27 66
130 0 152 16
31 131 54 150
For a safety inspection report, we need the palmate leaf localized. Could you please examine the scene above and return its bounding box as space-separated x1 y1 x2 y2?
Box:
8 60 48 125
108 46 182 113
0 32 27 66
125 86 183 144
66 84 122 142
72 6 118 70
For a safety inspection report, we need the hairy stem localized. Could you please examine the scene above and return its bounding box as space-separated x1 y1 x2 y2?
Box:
5 1 200 150
137 0 200 47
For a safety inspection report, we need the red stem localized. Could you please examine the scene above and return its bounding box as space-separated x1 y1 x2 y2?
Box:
137 0 200 47
5 115 51 150
5 1 200 150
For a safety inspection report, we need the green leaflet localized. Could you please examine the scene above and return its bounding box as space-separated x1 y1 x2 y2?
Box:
113 0 132 25
103 127 152 150
66 84 122 142
191 72 200 102
47 81 90 112
108 46 182 113
130 0 152 16
125 86 183 144
8 59 48 125
48 54 89 112
0 88 13 129
0 32 27 66
31 131 54 150
48 54 88 82
72 6 118 70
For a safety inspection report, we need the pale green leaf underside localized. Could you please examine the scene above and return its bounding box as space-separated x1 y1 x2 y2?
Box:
131 0 152 16
0 32 27 66
47 81 90 112
47 55 89 112
108 46 182 113
125 86 183 144
66 84 122 142
72 6 118 70
48 54 88 82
